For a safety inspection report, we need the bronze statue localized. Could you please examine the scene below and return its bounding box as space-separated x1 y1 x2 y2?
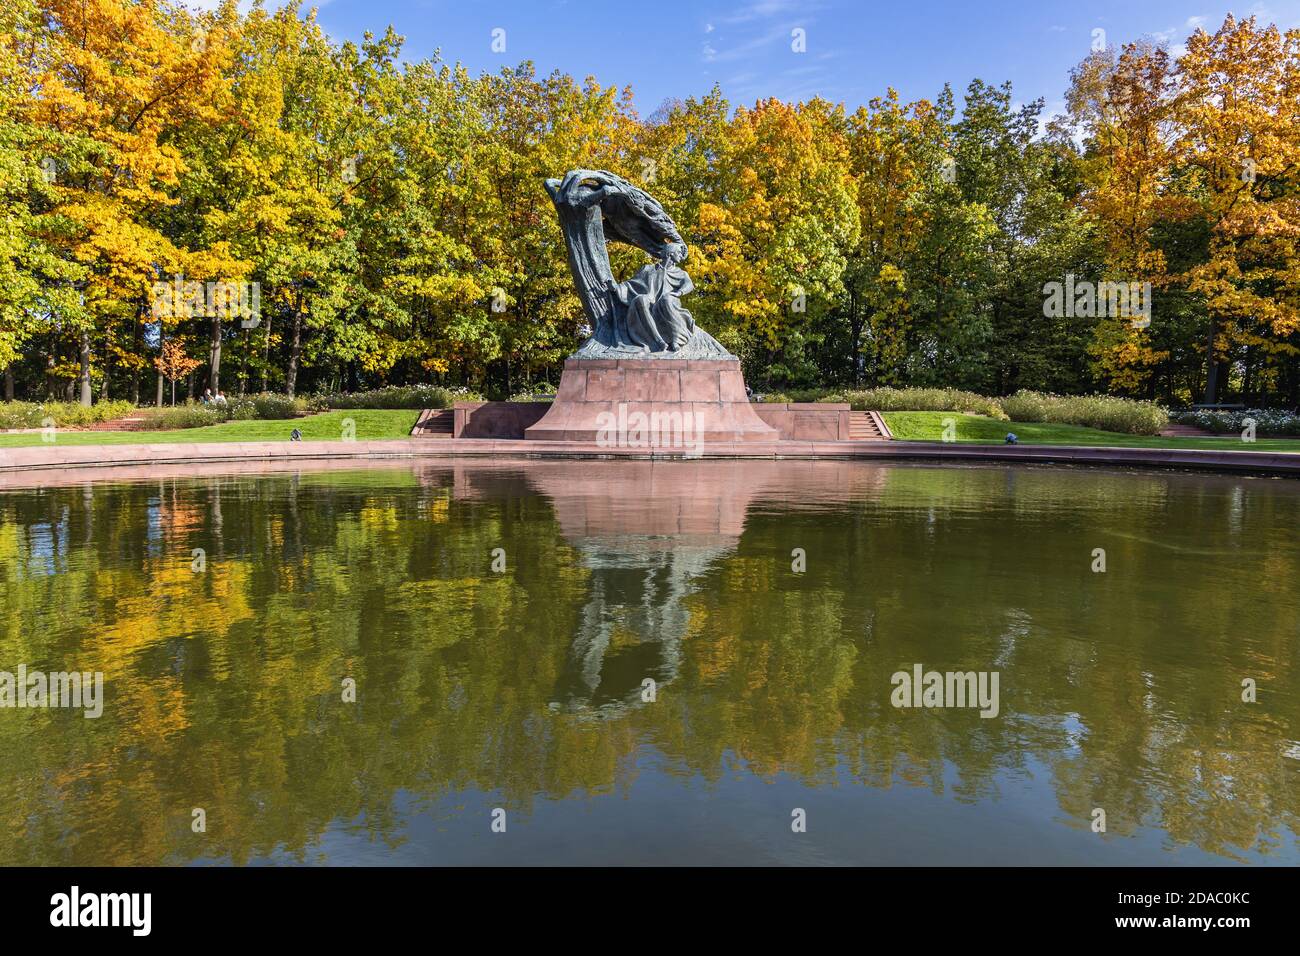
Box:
545 169 731 359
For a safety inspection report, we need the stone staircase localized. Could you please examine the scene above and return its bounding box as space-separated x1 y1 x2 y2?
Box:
84 415 151 432
411 408 454 438
849 410 891 441
409 405 894 443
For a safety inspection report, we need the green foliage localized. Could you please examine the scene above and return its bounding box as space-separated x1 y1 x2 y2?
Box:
506 381 557 403
137 402 226 430
315 384 482 409
225 393 307 421
1172 408 1300 436
0 409 421 445
0 399 135 429
882 410 1300 449
1002 390 1168 435
841 387 1007 418
137 394 309 428
2 5 1297 413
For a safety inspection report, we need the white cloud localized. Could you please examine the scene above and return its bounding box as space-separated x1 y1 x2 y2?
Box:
720 1 812 26
707 21 799 63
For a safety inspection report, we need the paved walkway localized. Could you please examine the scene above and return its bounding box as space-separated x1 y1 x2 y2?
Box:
1 437 1297 477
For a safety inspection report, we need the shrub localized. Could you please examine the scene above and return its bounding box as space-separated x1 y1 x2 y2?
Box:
754 388 845 403
1003 390 1169 435
841 387 1007 419
999 391 1049 422
0 399 136 430
507 382 557 402
226 392 306 420
1172 407 1300 436
136 402 225 430
314 384 482 409
784 387 843 403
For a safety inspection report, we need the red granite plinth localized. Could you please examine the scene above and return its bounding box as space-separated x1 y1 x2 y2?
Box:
524 358 779 443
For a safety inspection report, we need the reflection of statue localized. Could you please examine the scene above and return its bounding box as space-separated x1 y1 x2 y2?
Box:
553 544 710 718
545 169 731 359
526 461 752 718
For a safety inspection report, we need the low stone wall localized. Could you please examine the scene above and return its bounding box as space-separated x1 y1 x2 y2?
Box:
453 401 551 439
752 403 850 441
0 438 1296 477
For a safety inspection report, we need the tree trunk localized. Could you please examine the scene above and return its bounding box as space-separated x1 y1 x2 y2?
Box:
3 365 13 401
286 309 303 397
131 300 143 405
78 331 92 406
1202 314 1221 404
261 314 272 392
156 371 164 408
850 305 864 386
208 316 222 394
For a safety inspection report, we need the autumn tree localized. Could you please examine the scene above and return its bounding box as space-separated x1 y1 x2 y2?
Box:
28 0 229 403
1174 16 1300 403
0 0 86 399
671 97 859 384
153 337 200 405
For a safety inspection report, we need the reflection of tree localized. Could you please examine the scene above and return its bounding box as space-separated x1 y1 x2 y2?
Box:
0 462 1296 864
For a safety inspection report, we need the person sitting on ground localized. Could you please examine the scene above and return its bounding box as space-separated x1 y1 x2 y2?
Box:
201 389 213 405
213 391 227 406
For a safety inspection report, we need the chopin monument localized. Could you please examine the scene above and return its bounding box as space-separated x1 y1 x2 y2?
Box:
525 170 778 442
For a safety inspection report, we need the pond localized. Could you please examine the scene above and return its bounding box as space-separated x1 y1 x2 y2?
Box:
0 459 1297 865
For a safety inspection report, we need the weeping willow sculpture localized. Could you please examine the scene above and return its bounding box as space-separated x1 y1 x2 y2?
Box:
545 169 732 359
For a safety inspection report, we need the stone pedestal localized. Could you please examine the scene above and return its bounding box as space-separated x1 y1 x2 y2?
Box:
524 359 778 443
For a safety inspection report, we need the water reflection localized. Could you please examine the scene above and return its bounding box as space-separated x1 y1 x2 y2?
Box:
0 459 1296 865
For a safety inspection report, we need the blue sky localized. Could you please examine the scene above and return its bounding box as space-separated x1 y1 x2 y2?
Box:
284 0 1300 118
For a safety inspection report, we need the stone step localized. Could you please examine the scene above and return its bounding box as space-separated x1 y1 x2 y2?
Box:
848 410 885 440
85 417 151 432
411 408 455 437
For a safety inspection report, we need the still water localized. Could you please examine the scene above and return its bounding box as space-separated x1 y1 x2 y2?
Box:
0 459 1297 865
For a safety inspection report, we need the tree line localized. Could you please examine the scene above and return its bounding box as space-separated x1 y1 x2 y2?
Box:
2 1 1297 405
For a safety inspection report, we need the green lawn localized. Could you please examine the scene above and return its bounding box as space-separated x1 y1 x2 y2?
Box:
0 409 421 447
882 411 1300 453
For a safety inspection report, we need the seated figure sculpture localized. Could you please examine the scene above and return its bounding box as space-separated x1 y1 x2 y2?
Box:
544 169 732 359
